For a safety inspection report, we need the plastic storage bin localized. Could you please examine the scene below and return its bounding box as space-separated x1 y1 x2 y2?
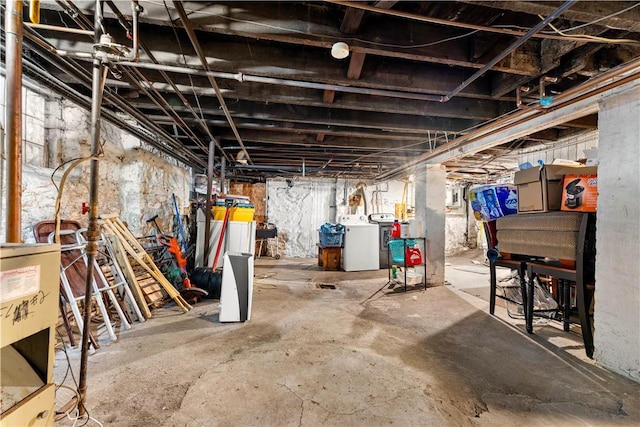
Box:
213 202 227 220
213 202 255 222
230 204 255 222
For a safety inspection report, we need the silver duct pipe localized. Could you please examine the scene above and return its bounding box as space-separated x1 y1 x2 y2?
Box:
4 0 23 242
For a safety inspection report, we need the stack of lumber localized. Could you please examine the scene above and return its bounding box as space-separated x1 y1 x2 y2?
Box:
99 214 192 313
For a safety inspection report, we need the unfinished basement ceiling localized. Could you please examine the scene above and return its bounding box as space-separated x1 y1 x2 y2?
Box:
9 1 640 180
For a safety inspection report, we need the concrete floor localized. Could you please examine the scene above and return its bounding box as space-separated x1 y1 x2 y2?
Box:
54 251 640 426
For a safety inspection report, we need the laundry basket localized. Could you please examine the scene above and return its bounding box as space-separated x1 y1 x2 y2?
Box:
388 239 423 266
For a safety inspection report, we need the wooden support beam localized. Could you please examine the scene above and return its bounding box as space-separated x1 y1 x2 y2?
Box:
322 89 336 103
347 51 367 80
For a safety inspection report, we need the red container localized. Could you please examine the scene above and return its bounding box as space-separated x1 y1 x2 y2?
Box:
405 246 423 266
391 220 401 238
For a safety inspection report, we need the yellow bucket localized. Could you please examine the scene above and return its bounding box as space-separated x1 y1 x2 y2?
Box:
230 206 255 222
213 205 227 220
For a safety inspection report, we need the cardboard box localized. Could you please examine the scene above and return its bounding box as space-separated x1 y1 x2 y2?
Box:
560 166 597 212
514 165 565 213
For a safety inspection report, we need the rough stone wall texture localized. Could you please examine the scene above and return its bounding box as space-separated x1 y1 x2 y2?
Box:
594 86 640 382
445 214 468 255
265 178 411 257
1 87 189 242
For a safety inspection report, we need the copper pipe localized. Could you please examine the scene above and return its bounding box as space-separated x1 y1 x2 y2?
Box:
516 86 531 108
24 22 94 35
4 0 23 242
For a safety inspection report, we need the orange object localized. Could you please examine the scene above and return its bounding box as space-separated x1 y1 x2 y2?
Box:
561 173 597 212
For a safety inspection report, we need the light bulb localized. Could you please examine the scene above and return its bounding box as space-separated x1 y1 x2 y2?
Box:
331 42 350 59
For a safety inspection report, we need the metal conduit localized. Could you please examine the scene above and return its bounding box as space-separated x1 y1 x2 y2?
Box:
104 0 226 159
27 2 208 154
442 1 576 102
116 61 443 102
376 57 640 180
6 49 173 161
21 31 206 168
173 1 253 165
120 66 204 146
21 3 216 167
326 0 600 43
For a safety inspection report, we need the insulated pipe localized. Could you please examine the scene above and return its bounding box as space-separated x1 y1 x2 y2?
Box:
220 157 226 194
173 1 253 165
4 0 23 243
79 3 108 413
117 61 443 102
441 0 576 103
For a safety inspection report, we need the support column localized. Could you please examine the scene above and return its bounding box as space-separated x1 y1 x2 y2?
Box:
594 84 640 382
4 0 23 242
415 164 446 286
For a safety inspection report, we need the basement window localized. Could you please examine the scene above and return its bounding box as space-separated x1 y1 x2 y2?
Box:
22 88 48 168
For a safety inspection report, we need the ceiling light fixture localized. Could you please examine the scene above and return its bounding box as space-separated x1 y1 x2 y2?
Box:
331 42 350 59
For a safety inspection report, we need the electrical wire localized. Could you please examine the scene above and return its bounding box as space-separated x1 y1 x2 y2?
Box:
51 156 101 243
148 0 640 49
494 2 640 35
162 0 207 121
544 17 640 44
549 1 640 33
54 329 104 426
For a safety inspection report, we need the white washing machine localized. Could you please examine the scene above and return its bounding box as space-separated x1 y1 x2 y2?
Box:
339 214 380 272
